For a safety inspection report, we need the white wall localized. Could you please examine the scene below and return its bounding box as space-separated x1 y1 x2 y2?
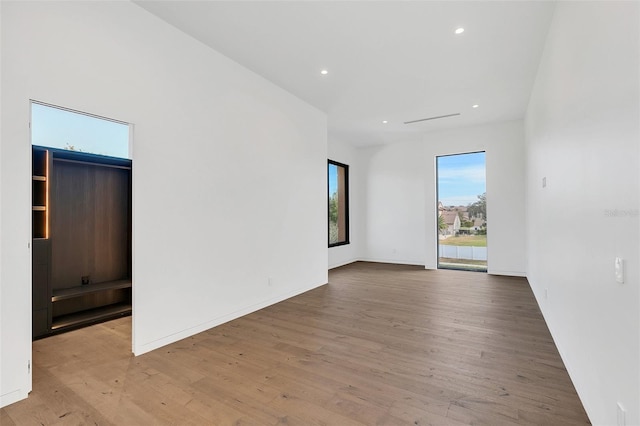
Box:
328 137 363 269
525 2 639 424
360 139 428 265
361 121 526 275
1 1 327 407
0 0 32 404
0 0 4 406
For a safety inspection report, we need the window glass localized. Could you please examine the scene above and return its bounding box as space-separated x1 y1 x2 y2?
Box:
31 102 130 159
328 160 349 246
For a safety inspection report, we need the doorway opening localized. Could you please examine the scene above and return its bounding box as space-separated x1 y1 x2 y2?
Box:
436 151 487 272
30 101 133 341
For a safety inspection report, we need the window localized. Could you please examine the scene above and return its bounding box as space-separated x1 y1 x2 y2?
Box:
31 101 130 159
328 160 349 247
436 151 487 272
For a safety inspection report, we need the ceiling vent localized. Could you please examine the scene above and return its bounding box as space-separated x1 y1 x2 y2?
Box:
404 113 460 125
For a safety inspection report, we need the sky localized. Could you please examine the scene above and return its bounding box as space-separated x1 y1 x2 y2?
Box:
437 151 486 206
31 103 130 159
328 163 338 196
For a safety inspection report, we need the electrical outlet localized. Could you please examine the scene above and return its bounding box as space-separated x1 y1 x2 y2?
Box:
268 277 273 287
544 288 548 299
542 177 546 188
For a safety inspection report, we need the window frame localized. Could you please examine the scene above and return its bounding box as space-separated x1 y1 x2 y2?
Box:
328 159 350 247
30 100 131 160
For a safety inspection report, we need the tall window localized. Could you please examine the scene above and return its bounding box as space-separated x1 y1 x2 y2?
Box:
436 151 487 272
328 160 349 247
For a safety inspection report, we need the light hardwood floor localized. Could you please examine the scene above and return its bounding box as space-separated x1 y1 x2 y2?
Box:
2 262 590 425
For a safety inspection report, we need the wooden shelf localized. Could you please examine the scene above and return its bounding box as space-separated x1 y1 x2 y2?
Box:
51 303 131 331
32 149 48 177
32 151 48 242
52 279 132 302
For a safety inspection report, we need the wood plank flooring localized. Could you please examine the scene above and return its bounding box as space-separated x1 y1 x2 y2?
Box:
1 262 590 425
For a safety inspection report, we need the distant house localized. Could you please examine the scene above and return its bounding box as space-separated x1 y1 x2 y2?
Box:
438 204 485 236
456 206 468 219
473 217 486 231
440 210 461 237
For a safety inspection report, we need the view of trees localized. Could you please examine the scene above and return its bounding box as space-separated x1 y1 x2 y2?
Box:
460 218 474 228
64 142 82 152
439 192 486 238
329 192 339 243
467 192 486 221
438 214 447 235
328 161 349 246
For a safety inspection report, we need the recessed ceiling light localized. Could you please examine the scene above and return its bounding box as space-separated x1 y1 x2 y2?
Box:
472 104 479 108
382 120 388 124
320 69 328 75
455 27 465 35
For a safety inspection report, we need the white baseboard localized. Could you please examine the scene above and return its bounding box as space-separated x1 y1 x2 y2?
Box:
133 280 327 356
487 269 526 277
1 388 28 409
357 257 425 266
328 259 359 269
330 260 525 278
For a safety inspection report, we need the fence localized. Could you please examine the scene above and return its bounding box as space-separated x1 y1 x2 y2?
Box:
439 245 487 261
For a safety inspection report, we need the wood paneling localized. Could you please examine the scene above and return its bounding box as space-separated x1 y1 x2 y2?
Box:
50 160 130 290
33 147 132 338
32 238 51 337
4 262 590 425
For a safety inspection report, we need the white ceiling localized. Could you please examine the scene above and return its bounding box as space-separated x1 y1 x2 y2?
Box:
135 1 556 146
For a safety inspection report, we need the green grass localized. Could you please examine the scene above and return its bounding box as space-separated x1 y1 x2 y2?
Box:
440 234 487 247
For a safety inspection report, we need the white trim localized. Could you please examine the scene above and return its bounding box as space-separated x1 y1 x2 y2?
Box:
329 258 359 270
357 257 425 267
1 388 28 409
488 269 526 277
129 123 136 356
30 99 129 126
329 259 526 278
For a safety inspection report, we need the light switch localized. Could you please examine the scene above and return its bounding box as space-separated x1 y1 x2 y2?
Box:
615 257 624 284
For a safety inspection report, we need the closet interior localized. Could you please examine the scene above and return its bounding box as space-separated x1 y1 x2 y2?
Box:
32 145 132 339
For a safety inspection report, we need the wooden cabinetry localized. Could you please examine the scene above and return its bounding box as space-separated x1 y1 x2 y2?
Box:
32 148 48 239
32 146 132 339
32 238 51 337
